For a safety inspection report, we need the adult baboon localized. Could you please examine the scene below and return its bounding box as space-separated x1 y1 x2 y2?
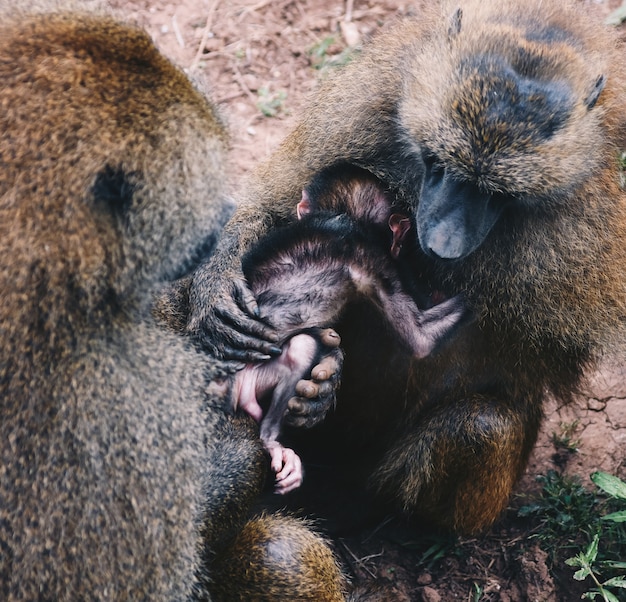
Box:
0 3 348 600
182 0 626 534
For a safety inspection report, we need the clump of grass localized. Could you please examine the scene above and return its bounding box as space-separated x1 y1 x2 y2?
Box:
384 524 461 570
307 36 355 72
518 470 599 555
518 469 626 600
565 472 626 602
551 420 582 453
256 87 287 118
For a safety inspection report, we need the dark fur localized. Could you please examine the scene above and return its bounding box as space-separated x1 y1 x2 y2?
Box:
243 202 465 441
163 168 465 493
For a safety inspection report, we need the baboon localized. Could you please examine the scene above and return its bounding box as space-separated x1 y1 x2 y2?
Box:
230 166 466 494
0 3 349 600
182 0 626 534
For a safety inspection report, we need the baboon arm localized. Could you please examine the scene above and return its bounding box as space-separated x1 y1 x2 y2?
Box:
184 47 403 419
186 198 344 425
186 202 282 361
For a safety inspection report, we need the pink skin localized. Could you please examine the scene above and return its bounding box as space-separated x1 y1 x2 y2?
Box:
207 376 304 490
388 214 412 259
232 359 305 495
264 441 302 494
231 329 341 495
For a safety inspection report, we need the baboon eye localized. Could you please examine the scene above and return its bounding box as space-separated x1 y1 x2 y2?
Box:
92 165 138 214
584 74 606 110
422 151 444 177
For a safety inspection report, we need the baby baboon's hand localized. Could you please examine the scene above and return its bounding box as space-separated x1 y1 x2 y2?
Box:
265 440 303 495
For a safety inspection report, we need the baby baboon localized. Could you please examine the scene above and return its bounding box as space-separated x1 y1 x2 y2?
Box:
182 0 626 534
0 4 349 601
232 166 466 493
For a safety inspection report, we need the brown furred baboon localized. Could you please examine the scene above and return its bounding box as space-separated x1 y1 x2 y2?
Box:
0 3 349 600
182 0 626 534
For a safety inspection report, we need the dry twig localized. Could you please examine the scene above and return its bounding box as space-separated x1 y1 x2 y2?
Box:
190 0 222 71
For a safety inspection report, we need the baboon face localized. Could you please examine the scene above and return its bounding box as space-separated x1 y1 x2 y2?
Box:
398 2 611 260
0 13 233 309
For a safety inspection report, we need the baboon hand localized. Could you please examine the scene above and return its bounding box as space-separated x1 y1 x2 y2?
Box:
285 329 344 428
266 441 304 495
187 266 281 362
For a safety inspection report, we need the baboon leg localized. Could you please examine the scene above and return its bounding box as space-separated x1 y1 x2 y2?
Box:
210 513 347 602
200 414 349 601
373 395 543 534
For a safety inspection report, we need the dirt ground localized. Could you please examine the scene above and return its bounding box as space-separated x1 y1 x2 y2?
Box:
109 1 626 599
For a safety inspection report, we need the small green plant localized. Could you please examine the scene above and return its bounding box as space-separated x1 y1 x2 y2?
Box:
518 470 598 554
308 36 335 67
566 533 626 601
307 36 355 72
391 531 460 569
551 420 581 452
470 581 484 601
256 87 287 118
565 472 626 602
416 534 459 568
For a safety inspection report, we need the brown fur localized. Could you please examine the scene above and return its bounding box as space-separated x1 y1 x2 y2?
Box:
210 513 346 602
184 0 626 534
0 4 349 600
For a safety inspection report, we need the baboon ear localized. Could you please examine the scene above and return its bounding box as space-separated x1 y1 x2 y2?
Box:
585 74 606 110
296 188 313 220
92 165 136 214
448 8 463 38
389 213 411 259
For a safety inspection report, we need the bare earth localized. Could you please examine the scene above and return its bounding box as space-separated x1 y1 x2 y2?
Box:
109 1 626 599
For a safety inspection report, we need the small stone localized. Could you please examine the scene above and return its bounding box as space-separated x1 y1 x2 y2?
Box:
420 586 442 602
417 572 433 585
588 398 607 411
